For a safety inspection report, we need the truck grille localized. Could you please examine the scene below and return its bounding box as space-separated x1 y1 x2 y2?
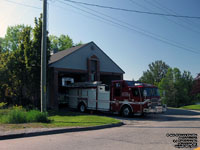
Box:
150 98 159 107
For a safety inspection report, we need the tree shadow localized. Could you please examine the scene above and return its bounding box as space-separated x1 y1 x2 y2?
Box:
162 108 200 116
111 108 200 122
48 108 86 117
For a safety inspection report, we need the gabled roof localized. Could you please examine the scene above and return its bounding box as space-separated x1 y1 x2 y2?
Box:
49 41 125 74
195 73 200 80
49 43 89 64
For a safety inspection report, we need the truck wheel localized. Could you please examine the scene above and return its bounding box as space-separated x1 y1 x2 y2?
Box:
121 106 132 117
79 103 86 113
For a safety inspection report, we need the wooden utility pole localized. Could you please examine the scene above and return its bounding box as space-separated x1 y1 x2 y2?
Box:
41 0 47 112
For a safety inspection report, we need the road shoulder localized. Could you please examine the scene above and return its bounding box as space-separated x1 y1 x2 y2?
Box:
0 122 124 140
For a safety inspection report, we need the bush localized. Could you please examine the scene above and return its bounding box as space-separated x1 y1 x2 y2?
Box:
26 110 49 123
0 102 7 109
5 109 27 124
0 106 50 124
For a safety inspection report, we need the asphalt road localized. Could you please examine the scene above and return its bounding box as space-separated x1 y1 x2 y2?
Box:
1 108 200 150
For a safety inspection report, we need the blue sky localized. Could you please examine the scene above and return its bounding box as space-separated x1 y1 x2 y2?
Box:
0 0 200 80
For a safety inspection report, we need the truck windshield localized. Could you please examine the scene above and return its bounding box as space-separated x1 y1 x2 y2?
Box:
142 88 160 97
126 81 135 86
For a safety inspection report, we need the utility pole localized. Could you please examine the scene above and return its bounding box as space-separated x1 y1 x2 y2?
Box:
41 0 47 112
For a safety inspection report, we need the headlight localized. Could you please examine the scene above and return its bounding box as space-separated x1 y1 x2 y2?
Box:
147 102 152 106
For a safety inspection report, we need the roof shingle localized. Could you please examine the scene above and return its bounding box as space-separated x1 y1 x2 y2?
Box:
49 43 89 64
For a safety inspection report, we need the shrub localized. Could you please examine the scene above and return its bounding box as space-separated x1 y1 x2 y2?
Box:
0 102 7 109
0 106 50 124
5 109 27 124
26 110 50 123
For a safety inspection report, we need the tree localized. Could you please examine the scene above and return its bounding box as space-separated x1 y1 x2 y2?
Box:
1 25 25 52
158 68 177 107
0 14 50 107
74 41 83 46
0 37 3 52
49 34 73 51
139 60 169 85
0 26 32 105
158 68 193 107
27 14 51 107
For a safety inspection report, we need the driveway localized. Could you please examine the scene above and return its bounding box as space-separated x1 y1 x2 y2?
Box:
0 108 200 150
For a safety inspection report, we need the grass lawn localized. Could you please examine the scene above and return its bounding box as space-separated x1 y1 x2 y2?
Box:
0 109 120 130
179 105 200 110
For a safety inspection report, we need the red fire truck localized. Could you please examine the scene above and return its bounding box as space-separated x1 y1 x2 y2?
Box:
65 80 166 117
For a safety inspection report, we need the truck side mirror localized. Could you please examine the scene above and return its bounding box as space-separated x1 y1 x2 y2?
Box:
143 90 147 97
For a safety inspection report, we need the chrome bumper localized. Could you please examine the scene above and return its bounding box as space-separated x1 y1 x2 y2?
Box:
143 106 166 113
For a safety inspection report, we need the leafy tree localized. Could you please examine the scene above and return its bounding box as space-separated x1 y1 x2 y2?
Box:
158 68 177 107
58 34 73 50
159 68 193 107
49 35 59 50
49 34 73 51
27 14 51 107
0 37 3 52
1 25 25 52
0 26 32 105
139 60 169 85
0 14 50 107
74 41 83 46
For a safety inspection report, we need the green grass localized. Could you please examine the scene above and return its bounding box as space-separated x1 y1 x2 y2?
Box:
0 109 120 130
0 108 49 124
179 105 200 110
48 114 119 127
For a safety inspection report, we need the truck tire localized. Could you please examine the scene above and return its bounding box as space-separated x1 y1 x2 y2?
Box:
78 103 86 113
121 106 132 117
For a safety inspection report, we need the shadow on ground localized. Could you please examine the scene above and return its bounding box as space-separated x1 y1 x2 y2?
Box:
113 108 200 122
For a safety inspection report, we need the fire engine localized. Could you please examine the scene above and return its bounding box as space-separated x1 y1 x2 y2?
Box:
63 80 166 117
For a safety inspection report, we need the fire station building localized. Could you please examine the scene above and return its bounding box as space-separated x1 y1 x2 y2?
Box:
48 41 124 109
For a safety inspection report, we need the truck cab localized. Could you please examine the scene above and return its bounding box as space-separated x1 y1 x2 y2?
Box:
110 80 165 116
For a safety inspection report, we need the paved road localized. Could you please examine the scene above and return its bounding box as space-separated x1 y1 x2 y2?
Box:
1 108 200 150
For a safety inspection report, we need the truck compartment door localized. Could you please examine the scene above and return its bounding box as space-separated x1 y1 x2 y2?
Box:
87 89 96 109
97 91 110 111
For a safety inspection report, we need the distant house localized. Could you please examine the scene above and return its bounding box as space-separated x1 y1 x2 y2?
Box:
48 41 124 109
192 73 200 94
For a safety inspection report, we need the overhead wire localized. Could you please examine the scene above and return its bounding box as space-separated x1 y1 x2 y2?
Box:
4 0 42 10
142 0 200 34
49 1 127 31
129 0 150 11
63 0 200 19
129 0 200 34
58 0 199 54
3 0 199 54
153 0 200 28
75 1 198 52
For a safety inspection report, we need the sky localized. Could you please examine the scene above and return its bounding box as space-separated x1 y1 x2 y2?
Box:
0 0 200 80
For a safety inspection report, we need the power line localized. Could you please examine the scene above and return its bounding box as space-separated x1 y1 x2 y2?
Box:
4 0 198 54
153 0 200 30
143 0 200 34
58 0 199 54
129 0 200 34
49 1 127 31
63 0 200 19
57 0 134 31
76 2 198 52
129 0 150 11
4 0 41 10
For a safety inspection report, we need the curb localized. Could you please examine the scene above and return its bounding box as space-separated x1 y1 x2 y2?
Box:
0 122 124 140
